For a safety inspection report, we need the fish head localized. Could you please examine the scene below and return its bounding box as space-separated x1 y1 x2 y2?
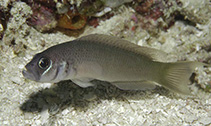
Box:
22 52 74 83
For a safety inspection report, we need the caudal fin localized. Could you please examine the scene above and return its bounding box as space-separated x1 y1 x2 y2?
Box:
159 62 207 95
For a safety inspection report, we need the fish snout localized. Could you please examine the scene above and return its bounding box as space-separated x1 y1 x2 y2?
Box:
22 67 39 82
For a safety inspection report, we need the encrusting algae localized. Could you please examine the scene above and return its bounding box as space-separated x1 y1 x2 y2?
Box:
57 10 87 30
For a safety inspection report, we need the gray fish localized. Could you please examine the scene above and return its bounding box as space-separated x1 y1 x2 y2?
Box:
22 34 208 94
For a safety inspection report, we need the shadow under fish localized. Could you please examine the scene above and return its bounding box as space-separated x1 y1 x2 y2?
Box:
20 80 171 113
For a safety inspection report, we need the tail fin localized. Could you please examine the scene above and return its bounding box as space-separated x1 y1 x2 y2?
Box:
159 62 207 95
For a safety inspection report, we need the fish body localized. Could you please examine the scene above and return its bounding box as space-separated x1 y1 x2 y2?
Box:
23 34 206 94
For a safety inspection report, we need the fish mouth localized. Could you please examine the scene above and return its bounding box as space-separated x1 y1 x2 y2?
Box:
22 69 39 81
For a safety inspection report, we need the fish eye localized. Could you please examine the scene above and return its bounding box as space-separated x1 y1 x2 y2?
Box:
38 58 51 69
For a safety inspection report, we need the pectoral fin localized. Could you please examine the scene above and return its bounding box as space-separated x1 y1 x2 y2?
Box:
72 78 95 88
111 81 157 90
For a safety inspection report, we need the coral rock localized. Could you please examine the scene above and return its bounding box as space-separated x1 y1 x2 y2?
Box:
78 0 104 16
27 2 57 32
88 17 99 28
102 0 132 8
179 0 210 24
33 0 56 7
133 0 182 33
134 0 180 21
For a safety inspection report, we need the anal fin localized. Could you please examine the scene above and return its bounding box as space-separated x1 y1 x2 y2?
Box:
111 81 157 90
72 78 94 88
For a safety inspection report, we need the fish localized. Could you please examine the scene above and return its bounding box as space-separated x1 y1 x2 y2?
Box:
22 34 208 94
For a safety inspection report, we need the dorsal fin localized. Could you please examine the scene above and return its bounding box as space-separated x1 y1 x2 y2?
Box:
77 34 168 62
